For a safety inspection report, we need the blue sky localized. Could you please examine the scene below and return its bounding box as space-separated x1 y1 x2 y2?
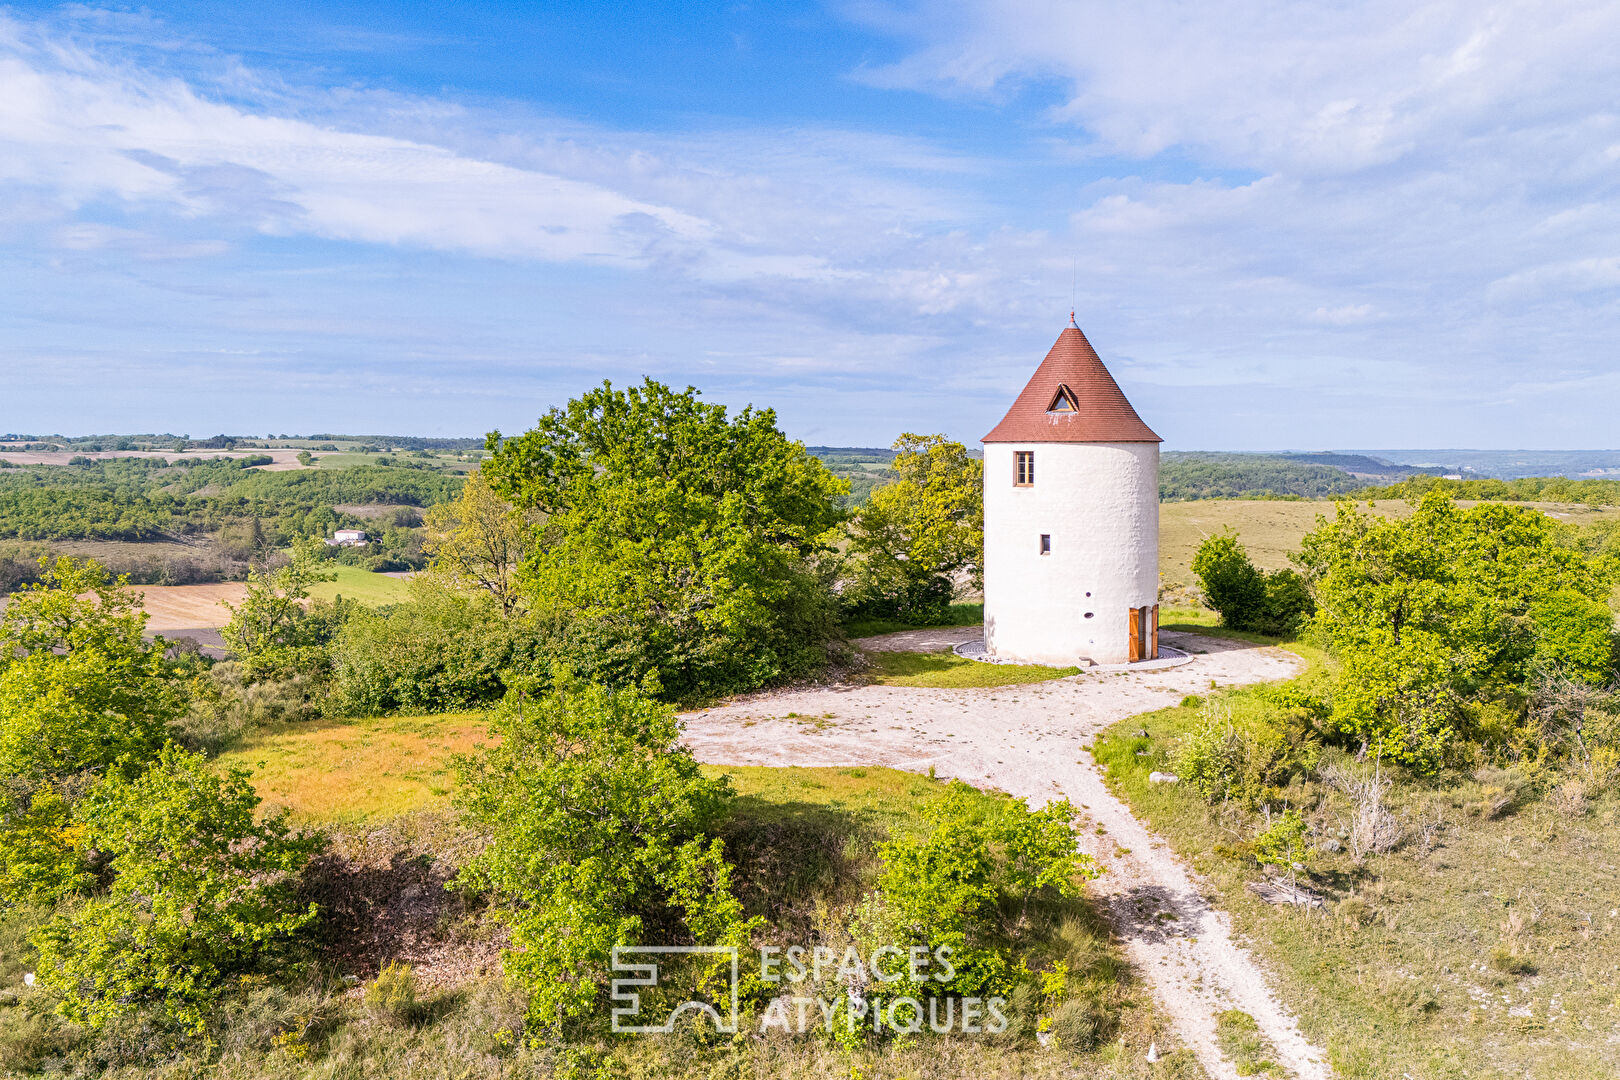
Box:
4 1 1620 448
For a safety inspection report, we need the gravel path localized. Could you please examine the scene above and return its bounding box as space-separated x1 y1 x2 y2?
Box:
681 630 1332 1080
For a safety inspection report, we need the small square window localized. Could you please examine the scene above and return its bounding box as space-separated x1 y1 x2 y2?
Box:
1015 451 1034 486
1039 534 1051 554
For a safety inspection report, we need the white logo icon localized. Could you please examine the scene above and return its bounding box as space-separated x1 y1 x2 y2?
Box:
609 946 740 1034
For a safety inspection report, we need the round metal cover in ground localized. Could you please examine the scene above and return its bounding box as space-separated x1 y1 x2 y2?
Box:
953 637 1193 673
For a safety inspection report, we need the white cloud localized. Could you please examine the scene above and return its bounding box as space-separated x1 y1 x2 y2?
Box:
0 23 713 263
7 3 1620 447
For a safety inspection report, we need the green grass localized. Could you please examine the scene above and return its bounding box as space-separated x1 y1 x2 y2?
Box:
843 602 983 639
715 763 967 842
214 711 485 823
212 712 1002 830
867 650 1081 688
1092 629 1620 1080
1214 1010 1284 1078
306 563 414 606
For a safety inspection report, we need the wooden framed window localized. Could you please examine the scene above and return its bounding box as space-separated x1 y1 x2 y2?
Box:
1014 451 1034 486
1039 533 1051 554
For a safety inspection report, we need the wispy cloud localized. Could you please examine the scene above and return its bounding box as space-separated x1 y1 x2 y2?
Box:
5 3 1620 448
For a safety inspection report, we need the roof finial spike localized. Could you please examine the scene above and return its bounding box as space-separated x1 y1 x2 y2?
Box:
1069 309 1077 328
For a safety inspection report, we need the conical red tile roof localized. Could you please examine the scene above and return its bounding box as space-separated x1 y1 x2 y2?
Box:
982 324 1161 443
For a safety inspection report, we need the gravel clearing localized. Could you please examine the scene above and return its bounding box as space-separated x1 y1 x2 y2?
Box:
681 629 1333 1080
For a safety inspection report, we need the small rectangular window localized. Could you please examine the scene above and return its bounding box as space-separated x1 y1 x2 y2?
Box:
1039 534 1051 554
1014 450 1034 486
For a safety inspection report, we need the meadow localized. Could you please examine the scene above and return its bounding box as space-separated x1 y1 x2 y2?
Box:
1093 622 1620 1080
1156 497 1620 600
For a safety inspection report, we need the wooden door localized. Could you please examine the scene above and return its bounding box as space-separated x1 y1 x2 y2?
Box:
1128 607 1142 662
1150 604 1160 659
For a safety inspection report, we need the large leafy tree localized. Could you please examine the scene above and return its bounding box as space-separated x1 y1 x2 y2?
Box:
482 379 847 699
845 434 983 624
453 673 757 1037
1296 491 1617 770
0 557 180 784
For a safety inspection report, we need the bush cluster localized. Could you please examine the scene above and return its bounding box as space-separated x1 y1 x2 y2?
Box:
1191 530 1314 635
0 558 323 1040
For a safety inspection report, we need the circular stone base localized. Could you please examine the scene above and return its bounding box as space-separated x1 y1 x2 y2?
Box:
953 638 1193 673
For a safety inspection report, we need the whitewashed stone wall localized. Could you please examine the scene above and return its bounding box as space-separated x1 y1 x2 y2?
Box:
982 441 1159 666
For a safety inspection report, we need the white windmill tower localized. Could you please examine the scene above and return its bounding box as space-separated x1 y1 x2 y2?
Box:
980 317 1162 666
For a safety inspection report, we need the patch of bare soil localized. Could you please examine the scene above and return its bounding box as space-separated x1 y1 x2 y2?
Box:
681 631 1333 1080
303 813 503 993
132 582 249 631
851 626 983 653
0 448 309 469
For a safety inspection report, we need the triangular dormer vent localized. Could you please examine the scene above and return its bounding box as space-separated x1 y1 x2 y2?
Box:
1047 384 1080 413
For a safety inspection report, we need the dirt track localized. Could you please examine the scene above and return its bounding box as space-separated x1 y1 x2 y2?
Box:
681 630 1332 1080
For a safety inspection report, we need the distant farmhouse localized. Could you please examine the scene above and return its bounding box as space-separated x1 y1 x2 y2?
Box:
327 528 368 547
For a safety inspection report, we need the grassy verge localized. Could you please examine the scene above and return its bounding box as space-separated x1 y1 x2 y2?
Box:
866 650 1081 688
306 563 414 606
843 602 982 639
1093 630 1620 1080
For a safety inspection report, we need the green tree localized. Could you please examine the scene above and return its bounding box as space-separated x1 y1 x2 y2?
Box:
482 379 847 700
1192 531 1315 635
219 539 338 681
0 558 182 904
1531 589 1616 686
422 466 533 615
453 672 756 1036
32 743 321 1034
1296 492 1617 770
0 557 179 782
845 434 983 625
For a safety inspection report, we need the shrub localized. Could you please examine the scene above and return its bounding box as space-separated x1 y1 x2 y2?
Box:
1191 532 1314 635
1318 760 1402 860
452 672 757 1037
1173 702 1291 806
1253 808 1310 884
32 744 323 1034
328 584 523 715
364 961 418 1026
1191 531 1266 627
856 782 1095 1003
841 573 955 627
1298 493 1617 771
172 663 323 753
